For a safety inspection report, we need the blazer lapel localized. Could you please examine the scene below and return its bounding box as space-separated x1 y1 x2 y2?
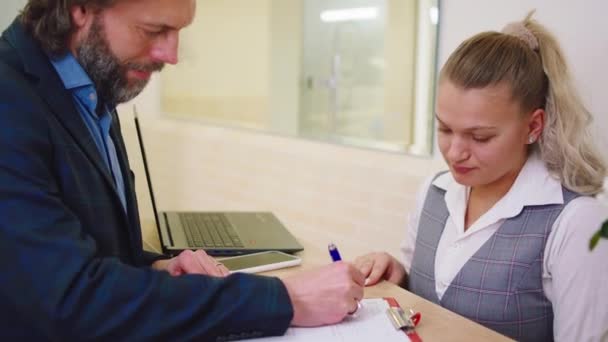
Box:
4 21 121 206
110 109 144 254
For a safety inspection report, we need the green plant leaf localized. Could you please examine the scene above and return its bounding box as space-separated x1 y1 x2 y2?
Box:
601 220 608 237
590 230 601 251
589 219 608 251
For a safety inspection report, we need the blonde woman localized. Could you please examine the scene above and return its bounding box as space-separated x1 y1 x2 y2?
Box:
355 13 608 341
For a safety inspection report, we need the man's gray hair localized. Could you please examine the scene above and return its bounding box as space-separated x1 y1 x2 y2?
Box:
20 0 116 55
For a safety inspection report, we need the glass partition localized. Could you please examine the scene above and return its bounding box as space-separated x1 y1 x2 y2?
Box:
162 0 439 155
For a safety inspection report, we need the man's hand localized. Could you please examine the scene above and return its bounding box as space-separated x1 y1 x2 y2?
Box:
353 252 406 286
282 262 365 326
152 250 230 277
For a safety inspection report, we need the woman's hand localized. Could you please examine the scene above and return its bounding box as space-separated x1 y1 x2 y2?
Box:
353 252 406 286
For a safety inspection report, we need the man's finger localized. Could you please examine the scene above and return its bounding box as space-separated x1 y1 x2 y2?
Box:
193 251 223 277
217 263 230 276
180 251 209 274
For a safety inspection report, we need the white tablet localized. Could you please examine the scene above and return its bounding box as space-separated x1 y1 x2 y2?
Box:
220 251 302 274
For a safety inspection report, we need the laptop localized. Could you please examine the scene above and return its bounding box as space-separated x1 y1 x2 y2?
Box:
133 110 304 257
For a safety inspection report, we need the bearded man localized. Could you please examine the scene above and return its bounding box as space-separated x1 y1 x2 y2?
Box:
0 1 364 340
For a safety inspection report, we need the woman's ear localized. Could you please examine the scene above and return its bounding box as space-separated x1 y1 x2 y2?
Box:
527 108 545 144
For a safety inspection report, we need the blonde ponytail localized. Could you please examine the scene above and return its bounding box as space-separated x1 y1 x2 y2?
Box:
522 12 606 195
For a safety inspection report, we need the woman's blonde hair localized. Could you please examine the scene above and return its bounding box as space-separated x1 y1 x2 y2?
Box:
440 11 606 195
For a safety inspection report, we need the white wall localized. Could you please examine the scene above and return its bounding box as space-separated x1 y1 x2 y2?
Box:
0 0 25 28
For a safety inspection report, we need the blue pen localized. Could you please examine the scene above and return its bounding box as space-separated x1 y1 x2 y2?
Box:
329 242 363 314
328 243 342 262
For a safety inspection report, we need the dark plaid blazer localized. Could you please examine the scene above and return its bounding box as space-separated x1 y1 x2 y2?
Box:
0 19 292 341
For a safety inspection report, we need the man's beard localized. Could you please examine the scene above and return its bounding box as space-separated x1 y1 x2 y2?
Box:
75 16 164 105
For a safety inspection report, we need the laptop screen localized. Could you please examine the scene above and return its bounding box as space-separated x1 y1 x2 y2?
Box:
132 106 163 243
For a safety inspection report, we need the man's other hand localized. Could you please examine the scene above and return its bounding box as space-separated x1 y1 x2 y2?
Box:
152 250 230 277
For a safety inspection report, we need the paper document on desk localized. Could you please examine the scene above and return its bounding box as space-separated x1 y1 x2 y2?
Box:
248 298 410 341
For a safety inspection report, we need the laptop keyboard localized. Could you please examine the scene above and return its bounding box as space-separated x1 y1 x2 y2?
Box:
179 213 244 248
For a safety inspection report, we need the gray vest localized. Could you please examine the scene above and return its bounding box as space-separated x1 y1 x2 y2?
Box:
409 174 579 341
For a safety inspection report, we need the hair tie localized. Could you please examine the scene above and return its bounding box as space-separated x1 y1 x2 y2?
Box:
502 22 539 51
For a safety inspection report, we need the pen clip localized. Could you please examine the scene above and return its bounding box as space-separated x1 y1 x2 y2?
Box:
386 307 421 331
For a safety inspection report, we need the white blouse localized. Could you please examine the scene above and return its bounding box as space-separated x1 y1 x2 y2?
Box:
401 153 608 341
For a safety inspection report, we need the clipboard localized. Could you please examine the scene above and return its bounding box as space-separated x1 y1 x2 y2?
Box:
244 298 422 341
384 297 423 342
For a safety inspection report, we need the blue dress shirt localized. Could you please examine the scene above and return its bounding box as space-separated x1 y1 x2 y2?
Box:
49 54 127 211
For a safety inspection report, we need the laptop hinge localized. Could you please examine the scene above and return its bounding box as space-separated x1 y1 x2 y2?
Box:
163 212 175 246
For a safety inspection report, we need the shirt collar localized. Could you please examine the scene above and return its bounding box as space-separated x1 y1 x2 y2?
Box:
432 152 563 233
49 53 94 90
49 53 102 116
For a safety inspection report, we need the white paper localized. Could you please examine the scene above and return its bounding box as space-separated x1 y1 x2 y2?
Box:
245 298 410 342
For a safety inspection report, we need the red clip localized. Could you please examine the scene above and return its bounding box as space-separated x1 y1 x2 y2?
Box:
410 310 421 326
